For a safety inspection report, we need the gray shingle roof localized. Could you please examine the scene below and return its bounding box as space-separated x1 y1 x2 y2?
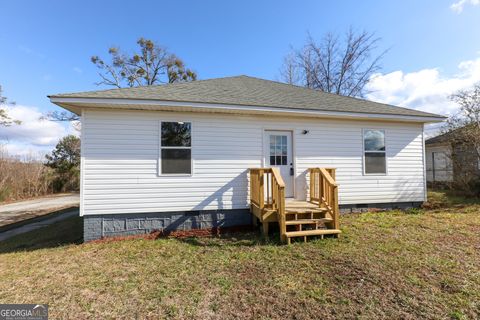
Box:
426 126 466 145
426 133 450 145
49 75 444 119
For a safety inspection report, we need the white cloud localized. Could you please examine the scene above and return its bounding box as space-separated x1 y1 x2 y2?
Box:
367 56 480 116
450 0 480 13
0 104 77 158
366 55 480 136
73 67 83 74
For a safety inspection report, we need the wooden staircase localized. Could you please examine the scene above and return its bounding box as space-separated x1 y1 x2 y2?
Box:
249 167 341 244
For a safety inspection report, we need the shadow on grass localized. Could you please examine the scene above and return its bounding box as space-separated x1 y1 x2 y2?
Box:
0 215 332 253
175 230 282 247
0 216 83 254
175 231 341 247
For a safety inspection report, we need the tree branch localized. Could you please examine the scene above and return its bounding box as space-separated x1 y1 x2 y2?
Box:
280 28 385 98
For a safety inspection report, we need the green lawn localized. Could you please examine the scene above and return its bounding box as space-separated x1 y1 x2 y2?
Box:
0 191 479 319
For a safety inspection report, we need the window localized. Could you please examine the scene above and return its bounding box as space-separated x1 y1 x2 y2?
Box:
160 122 192 174
363 129 386 174
269 135 288 165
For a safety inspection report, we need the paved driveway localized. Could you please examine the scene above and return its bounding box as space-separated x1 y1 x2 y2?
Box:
0 207 79 242
0 193 80 228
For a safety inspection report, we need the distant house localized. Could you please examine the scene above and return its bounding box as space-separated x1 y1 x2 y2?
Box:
426 128 480 185
49 76 445 243
425 134 453 183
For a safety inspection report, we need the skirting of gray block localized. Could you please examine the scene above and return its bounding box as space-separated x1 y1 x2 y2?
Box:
339 201 423 214
83 209 252 242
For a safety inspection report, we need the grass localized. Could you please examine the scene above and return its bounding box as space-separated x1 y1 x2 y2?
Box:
425 189 480 208
0 191 479 319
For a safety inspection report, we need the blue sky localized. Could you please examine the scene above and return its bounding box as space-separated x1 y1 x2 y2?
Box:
1 0 480 155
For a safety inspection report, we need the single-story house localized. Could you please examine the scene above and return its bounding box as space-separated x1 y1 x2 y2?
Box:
49 76 445 243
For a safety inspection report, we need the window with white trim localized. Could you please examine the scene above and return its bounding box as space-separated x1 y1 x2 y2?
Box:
363 129 386 174
160 121 192 174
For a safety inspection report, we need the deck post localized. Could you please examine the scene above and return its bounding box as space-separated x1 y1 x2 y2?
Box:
309 169 313 202
278 187 286 243
259 169 264 212
252 213 258 226
333 185 340 236
262 221 269 239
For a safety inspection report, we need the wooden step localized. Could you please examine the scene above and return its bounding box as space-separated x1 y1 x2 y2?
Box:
285 207 327 214
285 229 341 238
285 218 332 225
285 200 325 212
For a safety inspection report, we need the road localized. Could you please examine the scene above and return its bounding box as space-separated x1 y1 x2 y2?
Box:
0 207 79 242
0 193 80 228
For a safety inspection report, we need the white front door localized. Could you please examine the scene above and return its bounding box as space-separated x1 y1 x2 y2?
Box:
264 131 294 197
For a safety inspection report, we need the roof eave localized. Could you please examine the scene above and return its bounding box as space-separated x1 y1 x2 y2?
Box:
49 96 446 123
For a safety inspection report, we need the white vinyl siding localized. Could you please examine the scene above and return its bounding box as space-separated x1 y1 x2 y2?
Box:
81 109 426 215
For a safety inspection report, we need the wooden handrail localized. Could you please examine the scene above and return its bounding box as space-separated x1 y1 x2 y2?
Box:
249 168 264 210
249 168 285 208
250 167 339 242
270 168 286 242
249 167 286 242
309 168 340 231
270 167 285 187
319 168 337 186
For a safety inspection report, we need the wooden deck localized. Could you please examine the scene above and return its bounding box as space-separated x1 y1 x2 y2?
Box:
285 198 324 213
249 168 341 244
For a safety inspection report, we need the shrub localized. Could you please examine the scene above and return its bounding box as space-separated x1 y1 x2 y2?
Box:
0 147 54 202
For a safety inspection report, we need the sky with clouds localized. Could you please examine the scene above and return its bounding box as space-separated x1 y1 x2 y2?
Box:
1 0 480 157
366 55 480 134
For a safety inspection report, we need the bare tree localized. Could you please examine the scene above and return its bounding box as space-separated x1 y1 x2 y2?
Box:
44 38 197 124
40 110 81 132
41 110 80 124
280 29 386 97
280 52 301 85
0 144 54 202
0 86 7 105
91 37 197 88
443 83 480 195
0 85 20 126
